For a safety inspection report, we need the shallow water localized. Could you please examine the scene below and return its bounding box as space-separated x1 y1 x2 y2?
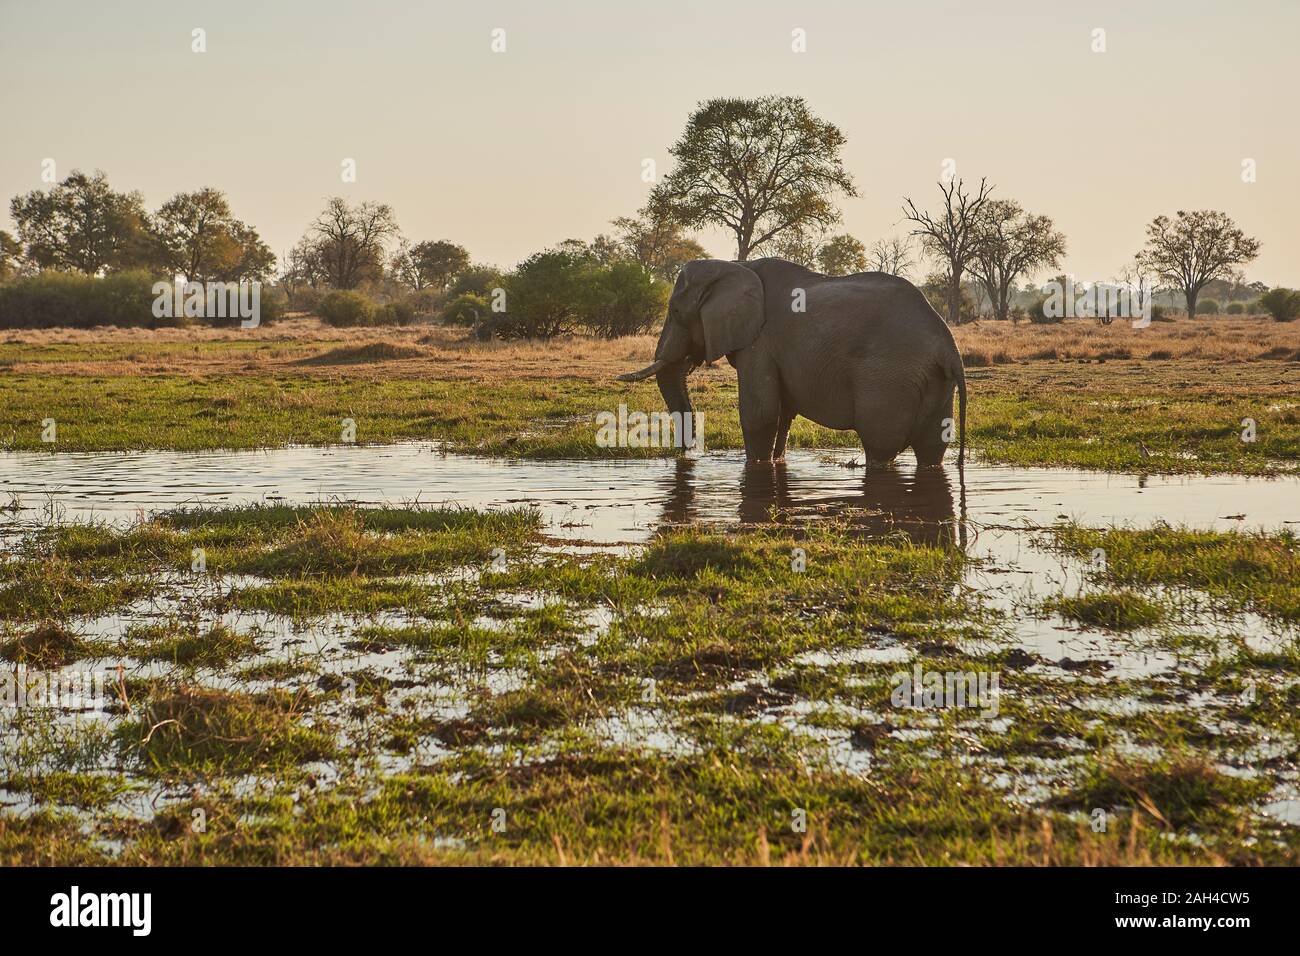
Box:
2 444 1297 674
3 443 1297 542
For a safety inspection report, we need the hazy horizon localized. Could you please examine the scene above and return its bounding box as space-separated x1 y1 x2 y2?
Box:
3 0 1297 285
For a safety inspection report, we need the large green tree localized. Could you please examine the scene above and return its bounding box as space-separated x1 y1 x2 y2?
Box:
10 169 150 274
1138 210 1260 319
817 234 868 276
392 239 470 290
152 188 274 282
647 96 857 260
970 199 1066 322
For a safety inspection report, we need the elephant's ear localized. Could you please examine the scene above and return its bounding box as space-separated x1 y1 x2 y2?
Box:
679 260 765 362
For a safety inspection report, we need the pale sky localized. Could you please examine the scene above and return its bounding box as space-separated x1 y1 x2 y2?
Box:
2 0 1297 284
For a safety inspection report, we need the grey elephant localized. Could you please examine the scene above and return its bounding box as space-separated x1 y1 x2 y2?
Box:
618 258 967 468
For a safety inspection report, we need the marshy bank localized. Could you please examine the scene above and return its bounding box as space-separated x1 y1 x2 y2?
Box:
2 446 1298 864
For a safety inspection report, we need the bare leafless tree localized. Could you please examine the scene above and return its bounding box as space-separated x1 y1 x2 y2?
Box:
902 177 994 324
1117 259 1159 316
867 236 913 277
307 197 399 289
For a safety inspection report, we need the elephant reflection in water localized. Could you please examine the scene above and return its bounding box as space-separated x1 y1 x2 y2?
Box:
657 457 965 549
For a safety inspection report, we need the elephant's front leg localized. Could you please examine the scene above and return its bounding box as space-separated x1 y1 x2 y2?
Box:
732 348 784 467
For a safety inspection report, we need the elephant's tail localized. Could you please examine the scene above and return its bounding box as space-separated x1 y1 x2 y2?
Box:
948 356 967 467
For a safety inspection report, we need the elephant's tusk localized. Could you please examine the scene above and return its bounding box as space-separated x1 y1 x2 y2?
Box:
615 359 668 382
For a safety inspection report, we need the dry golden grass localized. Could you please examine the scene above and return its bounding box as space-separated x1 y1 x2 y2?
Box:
0 317 659 379
953 314 1300 364
2 314 1297 382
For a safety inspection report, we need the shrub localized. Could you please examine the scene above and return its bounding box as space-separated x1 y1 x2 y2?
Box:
1196 298 1219 315
402 288 444 319
317 289 376 327
490 250 667 340
1225 301 1245 315
1025 296 1062 324
0 270 181 329
447 265 501 299
494 250 588 339
375 300 416 325
440 293 489 326
1258 288 1300 323
285 284 323 314
200 282 286 328
574 261 669 337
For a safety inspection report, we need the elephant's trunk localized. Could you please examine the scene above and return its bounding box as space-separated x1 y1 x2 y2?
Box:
618 315 699 447
655 358 694 419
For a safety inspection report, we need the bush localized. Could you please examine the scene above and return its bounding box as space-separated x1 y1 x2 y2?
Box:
447 266 501 299
1025 296 1062 324
402 288 444 319
1258 288 1300 323
490 250 667 340
198 282 286 328
375 300 416 325
1196 299 1219 315
285 284 323 314
574 261 669 337
494 250 587 339
317 289 375 327
0 270 182 329
1225 301 1246 315
440 293 489 326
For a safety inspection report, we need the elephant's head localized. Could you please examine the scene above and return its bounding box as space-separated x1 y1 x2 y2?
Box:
617 259 765 423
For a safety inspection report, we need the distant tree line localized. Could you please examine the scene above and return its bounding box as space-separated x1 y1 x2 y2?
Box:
2 96 1296 331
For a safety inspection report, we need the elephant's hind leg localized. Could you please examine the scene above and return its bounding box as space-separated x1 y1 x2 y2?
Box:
909 376 956 467
853 390 909 468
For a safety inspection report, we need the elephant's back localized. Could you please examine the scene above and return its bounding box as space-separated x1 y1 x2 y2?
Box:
809 273 957 357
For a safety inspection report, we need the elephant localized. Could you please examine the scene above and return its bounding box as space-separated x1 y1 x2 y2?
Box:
617 258 967 469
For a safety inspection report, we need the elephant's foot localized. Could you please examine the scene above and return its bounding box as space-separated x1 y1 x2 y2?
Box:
860 457 898 471
744 457 777 470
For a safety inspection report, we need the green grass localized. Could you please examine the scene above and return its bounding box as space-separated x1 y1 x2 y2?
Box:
0 623 110 666
973 391 1300 474
4 506 1299 865
1043 590 1167 631
124 620 260 667
115 683 335 777
3 372 1298 473
1047 523 1300 620
0 556 148 622
0 771 138 811
48 504 542 577
1055 754 1271 830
